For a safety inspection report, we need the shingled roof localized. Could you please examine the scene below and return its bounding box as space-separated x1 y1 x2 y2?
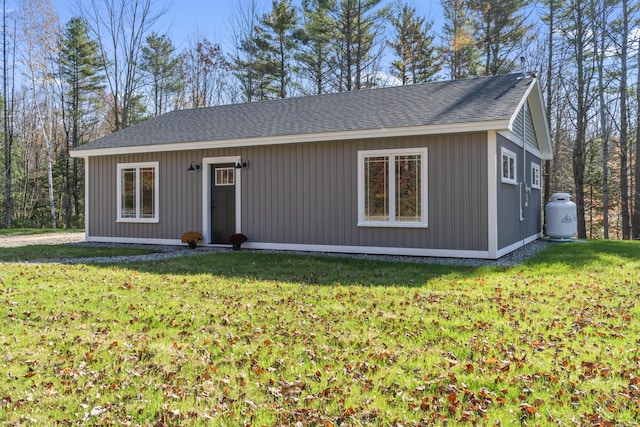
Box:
73 73 545 155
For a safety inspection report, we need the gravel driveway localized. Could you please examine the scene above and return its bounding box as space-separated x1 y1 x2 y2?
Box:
0 232 86 248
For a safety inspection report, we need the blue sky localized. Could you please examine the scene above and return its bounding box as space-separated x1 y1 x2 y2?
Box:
52 0 445 52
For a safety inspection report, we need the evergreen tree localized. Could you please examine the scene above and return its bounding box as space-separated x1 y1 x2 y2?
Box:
141 32 182 116
296 0 336 94
387 4 441 85
441 0 480 79
331 0 387 91
468 0 535 75
59 16 104 223
254 0 298 99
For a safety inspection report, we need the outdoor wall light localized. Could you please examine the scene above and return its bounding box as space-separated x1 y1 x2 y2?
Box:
235 160 248 169
187 161 201 172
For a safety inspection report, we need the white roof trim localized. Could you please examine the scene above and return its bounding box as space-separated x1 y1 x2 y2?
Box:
70 119 509 158
506 77 552 160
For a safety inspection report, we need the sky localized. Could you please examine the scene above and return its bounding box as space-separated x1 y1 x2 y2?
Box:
51 0 445 53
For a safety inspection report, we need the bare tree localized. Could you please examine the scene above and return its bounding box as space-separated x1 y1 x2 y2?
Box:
180 38 229 108
2 0 16 227
81 0 167 131
18 0 61 228
634 16 640 239
618 0 630 239
562 0 596 239
593 0 613 238
230 0 263 102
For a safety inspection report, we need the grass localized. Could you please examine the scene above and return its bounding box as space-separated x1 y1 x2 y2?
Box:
0 245 158 262
1 240 640 425
0 228 84 236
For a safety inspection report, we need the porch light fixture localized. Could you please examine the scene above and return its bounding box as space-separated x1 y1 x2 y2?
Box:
235 160 248 169
187 161 200 172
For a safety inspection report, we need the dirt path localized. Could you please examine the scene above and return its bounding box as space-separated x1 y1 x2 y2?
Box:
0 232 85 248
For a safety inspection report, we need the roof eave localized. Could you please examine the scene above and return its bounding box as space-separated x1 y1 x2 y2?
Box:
70 119 511 158
507 77 553 160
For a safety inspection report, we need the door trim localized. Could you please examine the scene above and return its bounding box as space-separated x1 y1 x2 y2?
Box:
202 156 242 244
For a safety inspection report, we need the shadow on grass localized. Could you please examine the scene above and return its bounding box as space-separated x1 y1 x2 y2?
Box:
123 250 485 288
97 239 640 287
13 239 639 287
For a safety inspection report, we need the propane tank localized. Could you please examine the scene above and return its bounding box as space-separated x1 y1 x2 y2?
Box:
545 193 577 241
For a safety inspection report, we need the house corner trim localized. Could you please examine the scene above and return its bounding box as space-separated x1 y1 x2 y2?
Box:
487 131 498 258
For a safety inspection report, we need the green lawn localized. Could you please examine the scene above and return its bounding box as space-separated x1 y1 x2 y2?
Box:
0 228 84 236
0 245 158 262
1 241 639 425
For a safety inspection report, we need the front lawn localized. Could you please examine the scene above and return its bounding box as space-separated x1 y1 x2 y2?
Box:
0 228 84 236
0 245 158 262
1 241 639 425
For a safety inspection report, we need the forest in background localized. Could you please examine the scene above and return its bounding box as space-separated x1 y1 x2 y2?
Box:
1 0 639 240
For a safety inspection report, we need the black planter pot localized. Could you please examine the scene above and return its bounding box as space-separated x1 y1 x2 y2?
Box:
188 241 197 249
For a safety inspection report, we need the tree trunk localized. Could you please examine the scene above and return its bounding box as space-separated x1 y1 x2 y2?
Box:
596 0 609 238
571 1 587 239
543 0 555 226
619 0 630 239
2 0 12 228
633 35 640 239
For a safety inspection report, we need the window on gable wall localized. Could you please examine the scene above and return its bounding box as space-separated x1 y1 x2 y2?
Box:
117 162 159 222
531 163 541 189
358 148 428 228
501 148 517 185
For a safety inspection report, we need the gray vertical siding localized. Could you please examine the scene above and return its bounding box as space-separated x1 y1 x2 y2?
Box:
88 133 489 251
496 134 542 250
89 152 204 240
525 152 543 237
512 102 539 151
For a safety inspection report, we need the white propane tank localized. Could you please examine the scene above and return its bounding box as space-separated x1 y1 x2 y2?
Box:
545 193 577 241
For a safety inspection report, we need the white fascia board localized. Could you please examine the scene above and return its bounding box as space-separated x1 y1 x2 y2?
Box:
528 84 553 160
69 120 510 158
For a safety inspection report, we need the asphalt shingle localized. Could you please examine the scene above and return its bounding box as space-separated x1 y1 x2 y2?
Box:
74 73 533 152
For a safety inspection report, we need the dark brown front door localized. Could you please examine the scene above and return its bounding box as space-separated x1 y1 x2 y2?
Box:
211 164 236 244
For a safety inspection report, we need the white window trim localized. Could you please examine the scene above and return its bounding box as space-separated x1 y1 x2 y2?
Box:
501 148 517 185
357 147 428 228
116 161 159 223
531 163 541 189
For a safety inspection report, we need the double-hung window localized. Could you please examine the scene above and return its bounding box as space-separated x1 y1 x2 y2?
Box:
358 148 428 228
117 162 159 222
501 148 517 185
531 163 541 189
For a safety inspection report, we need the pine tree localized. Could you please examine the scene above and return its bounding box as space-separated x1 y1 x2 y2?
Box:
296 0 336 94
387 4 440 85
140 32 182 116
468 0 535 75
59 16 104 224
331 0 387 91
254 0 298 99
441 0 480 79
